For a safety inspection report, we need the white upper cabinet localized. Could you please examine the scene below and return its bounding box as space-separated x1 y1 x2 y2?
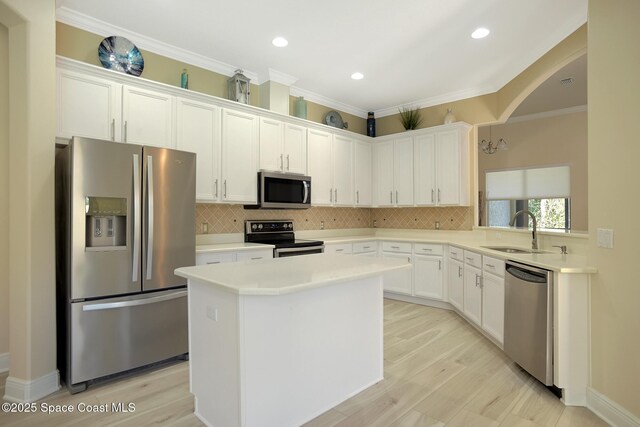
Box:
221 109 259 203
259 117 285 173
57 69 122 141
394 137 414 206
332 135 354 206
176 98 221 202
373 138 414 206
260 119 307 175
307 129 333 205
283 123 307 174
414 124 471 206
122 85 175 148
373 141 395 207
354 140 372 206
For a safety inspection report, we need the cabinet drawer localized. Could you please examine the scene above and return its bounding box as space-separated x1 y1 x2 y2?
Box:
414 243 443 256
448 245 464 261
353 241 377 254
463 250 482 269
382 241 412 253
196 252 235 266
324 243 353 255
236 249 273 262
482 255 505 278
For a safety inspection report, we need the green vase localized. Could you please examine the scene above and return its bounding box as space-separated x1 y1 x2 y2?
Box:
294 96 307 119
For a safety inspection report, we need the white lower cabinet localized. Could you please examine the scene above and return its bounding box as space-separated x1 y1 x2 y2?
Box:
463 264 483 327
481 272 504 344
324 243 353 255
196 248 273 265
381 252 413 295
447 258 464 311
413 254 444 300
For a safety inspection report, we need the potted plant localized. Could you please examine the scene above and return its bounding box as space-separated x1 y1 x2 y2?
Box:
399 106 423 130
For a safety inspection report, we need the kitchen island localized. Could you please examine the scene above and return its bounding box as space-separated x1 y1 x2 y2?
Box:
175 253 410 427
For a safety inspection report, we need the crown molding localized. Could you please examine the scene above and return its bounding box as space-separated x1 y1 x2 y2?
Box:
373 84 499 118
506 104 587 123
289 86 369 119
262 68 299 86
56 6 259 82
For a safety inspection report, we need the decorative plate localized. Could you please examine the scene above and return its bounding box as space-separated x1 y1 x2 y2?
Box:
324 111 345 129
98 36 144 77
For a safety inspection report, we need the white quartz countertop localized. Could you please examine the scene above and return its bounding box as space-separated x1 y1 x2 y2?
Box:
175 253 410 295
196 242 274 253
195 233 596 274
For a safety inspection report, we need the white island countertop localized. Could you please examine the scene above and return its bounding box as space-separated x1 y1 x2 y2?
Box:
175 253 410 295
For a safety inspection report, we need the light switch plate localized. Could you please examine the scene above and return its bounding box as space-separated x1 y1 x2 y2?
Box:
597 228 614 249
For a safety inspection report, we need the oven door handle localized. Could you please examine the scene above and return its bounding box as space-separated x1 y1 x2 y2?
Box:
275 245 324 255
302 181 309 204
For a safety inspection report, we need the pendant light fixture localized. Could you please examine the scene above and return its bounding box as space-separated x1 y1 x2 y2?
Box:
480 126 507 154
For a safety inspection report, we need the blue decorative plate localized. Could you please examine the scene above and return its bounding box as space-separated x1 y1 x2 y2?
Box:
98 36 144 76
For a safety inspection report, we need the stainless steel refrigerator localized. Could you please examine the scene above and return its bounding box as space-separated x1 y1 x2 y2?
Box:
55 137 196 393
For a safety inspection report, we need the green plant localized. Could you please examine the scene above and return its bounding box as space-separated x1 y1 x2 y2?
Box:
398 106 423 130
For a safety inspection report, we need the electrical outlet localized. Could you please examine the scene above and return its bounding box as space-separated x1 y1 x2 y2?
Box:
206 306 218 321
320 221 324 230
202 222 208 234
435 221 440 230
373 220 377 228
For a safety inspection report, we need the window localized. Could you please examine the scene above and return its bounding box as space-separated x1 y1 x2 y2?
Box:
485 165 571 230
488 198 570 230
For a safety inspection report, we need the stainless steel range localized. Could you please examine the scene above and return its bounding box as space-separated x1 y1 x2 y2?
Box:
245 220 324 257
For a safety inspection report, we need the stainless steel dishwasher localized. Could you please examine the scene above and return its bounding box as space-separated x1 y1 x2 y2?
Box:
504 260 554 386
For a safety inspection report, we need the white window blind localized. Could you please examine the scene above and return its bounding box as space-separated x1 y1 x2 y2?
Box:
485 165 570 200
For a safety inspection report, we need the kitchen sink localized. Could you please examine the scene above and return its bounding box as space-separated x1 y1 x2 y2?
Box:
481 246 540 254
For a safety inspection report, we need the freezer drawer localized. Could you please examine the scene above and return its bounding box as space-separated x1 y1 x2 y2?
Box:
69 289 188 386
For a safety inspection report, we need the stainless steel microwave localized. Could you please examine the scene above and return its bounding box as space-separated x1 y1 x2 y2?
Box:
245 171 311 209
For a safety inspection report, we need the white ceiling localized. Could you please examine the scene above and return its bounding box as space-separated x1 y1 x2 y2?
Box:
55 0 587 118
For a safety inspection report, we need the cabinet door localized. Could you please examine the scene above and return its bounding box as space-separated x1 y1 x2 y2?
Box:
394 137 414 206
354 140 372 206
463 264 482 327
221 109 259 203
382 253 413 295
482 272 504 345
307 129 333 205
57 69 122 141
373 141 394 207
122 85 175 148
448 258 464 311
332 135 354 206
283 123 307 174
414 133 437 206
259 117 284 172
414 255 444 300
436 130 461 205
176 98 221 201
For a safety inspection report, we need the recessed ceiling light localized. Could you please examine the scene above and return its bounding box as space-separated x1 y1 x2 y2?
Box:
471 28 490 39
351 72 364 80
272 37 288 47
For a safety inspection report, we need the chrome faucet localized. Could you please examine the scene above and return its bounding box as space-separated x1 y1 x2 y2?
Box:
510 209 538 250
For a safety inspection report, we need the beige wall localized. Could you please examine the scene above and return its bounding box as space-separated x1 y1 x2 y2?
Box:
478 111 588 231
56 22 366 132
0 23 8 357
1 0 57 389
588 0 640 418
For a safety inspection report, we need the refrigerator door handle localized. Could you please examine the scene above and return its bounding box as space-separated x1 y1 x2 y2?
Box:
146 155 154 281
132 154 141 282
82 290 187 311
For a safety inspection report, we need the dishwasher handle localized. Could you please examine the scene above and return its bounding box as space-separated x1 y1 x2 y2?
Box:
506 265 547 283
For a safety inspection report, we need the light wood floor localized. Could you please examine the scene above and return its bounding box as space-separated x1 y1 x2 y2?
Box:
0 299 608 427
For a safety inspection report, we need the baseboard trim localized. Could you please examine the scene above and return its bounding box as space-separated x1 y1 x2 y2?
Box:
587 387 640 427
383 292 454 311
3 370 60 403
0 353 8 373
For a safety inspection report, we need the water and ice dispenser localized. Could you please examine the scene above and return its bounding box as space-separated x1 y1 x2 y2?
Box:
85 196 127 249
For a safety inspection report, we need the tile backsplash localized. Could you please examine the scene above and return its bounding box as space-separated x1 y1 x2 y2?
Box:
195 204 473 234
